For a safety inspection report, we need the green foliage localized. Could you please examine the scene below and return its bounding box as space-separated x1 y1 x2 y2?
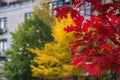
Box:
3 11 53 80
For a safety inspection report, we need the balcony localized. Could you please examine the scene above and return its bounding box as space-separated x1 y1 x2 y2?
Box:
0 51 7 61
0 56 7 61
0 29 7 35
0 0 36 13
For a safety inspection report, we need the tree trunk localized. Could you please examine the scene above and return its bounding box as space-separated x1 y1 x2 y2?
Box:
71 75 78 80
84 76 90 80
95 76 99 80
110 71 117 80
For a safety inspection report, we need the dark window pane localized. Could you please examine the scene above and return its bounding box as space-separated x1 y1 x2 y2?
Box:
0 39 7 52
0 17 7 34
25 12 33 18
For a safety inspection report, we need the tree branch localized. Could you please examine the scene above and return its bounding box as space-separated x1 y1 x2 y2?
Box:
104 15 120 36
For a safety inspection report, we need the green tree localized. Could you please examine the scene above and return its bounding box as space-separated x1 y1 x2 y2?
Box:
2 6 53 80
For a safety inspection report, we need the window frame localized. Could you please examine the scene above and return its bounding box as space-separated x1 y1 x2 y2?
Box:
0 17 7 34
79 0 92 18
0 39 7 52
25 12 33 18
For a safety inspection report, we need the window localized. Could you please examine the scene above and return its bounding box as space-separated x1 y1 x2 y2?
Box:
64 0 70 2
50 0 73 14
79 0 92 19
50 0 91 18
0 39 7 52
51 0 64 14
25 12 33 18
0 17 7 34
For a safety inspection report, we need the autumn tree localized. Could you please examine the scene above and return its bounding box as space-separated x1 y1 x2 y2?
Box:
28 14 80 80
54 0 120 79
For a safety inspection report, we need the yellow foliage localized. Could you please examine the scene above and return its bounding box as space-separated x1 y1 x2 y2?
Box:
28 14 79 79
52 14 75 45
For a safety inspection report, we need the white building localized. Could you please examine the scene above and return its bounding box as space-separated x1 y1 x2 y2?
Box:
0 0 38 58
0 0 39 79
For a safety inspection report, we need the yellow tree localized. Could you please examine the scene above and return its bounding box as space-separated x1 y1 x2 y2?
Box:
28 14 80 79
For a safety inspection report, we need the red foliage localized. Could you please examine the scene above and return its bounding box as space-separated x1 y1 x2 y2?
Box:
54 5 73 19
54 0 120 76
70 14 120 76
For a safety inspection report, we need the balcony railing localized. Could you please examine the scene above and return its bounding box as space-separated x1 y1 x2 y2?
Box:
0 28 7 35
0 0 36 13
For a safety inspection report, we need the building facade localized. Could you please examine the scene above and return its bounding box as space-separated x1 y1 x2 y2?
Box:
0 0 38 79
0 0 38 58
